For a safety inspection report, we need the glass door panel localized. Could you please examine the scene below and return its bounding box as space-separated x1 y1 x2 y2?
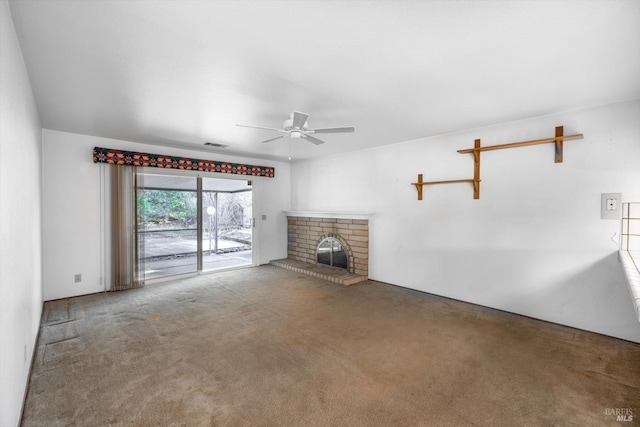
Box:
136 174 198 280
202 177 252 271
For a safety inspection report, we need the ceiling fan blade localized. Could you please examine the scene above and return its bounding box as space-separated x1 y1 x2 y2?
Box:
261 135 285 144
309 126 355 134
236 124 283 132
292 111 309 129
303 134 325 145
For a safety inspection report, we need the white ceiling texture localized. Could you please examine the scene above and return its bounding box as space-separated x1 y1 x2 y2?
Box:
8 0 640 162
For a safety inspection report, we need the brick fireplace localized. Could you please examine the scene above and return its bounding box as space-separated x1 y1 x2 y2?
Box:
272 212 371 285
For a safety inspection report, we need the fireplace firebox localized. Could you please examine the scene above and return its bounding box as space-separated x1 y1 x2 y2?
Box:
317 237 348 269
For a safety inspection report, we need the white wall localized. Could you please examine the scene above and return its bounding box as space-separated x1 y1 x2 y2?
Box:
292 99 640 343
42 129 290 301
0 1 43 425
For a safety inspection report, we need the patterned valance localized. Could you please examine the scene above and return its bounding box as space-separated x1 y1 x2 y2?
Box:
93 146 274 177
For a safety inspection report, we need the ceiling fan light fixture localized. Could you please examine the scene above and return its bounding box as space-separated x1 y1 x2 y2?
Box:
290 131 302 139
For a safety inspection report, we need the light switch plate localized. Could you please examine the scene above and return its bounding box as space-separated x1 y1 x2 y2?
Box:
601 193 622 220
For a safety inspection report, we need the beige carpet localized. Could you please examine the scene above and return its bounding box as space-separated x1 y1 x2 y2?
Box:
22 265 640 426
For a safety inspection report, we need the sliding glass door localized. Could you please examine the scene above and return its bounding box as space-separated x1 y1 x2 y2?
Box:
136 173 252 281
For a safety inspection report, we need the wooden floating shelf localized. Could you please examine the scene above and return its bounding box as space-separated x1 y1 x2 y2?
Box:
411 174 480 200
457 126 583 164
418 179 476 185
456 133 584 154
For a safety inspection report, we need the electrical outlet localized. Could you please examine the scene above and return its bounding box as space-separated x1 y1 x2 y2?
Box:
74 274 82 283
601 193 622 220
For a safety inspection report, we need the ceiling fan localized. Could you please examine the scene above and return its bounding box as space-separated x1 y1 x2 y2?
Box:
236 111 355 145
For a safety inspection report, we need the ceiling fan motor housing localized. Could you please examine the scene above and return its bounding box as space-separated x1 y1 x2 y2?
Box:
283 118 308 131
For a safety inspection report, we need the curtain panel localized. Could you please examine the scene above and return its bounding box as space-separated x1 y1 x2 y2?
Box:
110 164 143 291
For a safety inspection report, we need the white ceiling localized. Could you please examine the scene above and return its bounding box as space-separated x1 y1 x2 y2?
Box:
9 0 640 162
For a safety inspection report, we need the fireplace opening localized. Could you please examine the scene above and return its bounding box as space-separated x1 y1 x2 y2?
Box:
317 237 348 269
